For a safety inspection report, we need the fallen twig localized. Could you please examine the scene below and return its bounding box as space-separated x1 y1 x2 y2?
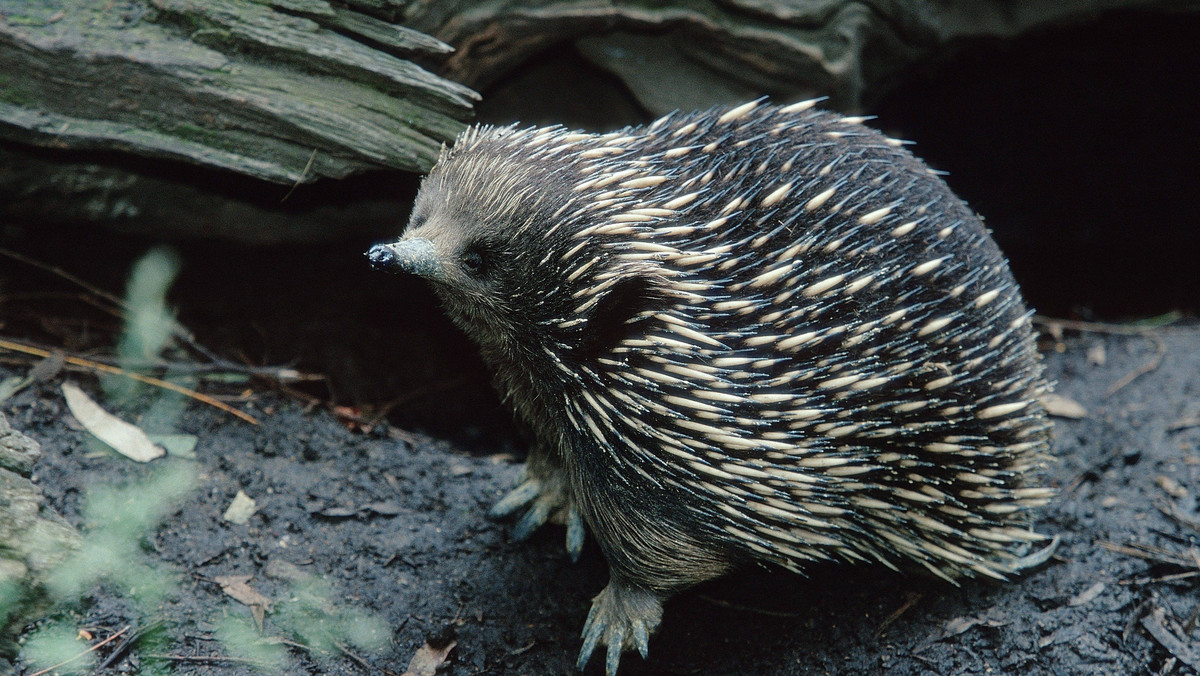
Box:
695 594 802 618
1033 314 1179 336
875 592 923 638
1106 333 1166 397
94 620 165 671
0 246 125 311
1098 541 1196 569
142 653 278 667
367 376 470 426
1 333 316 384
1159 501 1200 535
1141 607 1200 671
1167 415 1200 432
27 625 130 676
0 337 259 425
0 245 221 365
1126 571 1200 586
335 639 401 676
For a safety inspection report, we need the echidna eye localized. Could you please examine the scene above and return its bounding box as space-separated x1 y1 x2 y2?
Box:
461 245 488 278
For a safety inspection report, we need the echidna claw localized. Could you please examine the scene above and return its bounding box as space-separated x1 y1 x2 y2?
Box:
490 461 587 557
577 582 663 675
489 479 541 519
511 495 554 541
631 619 649 659
566 505 586 562
577 603 604 672
605 638 622 676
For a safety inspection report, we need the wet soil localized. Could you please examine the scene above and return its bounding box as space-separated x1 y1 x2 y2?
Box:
2 232 1199 675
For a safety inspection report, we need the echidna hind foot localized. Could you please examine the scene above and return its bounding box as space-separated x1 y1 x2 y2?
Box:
577 582 663 676
489 446 586 560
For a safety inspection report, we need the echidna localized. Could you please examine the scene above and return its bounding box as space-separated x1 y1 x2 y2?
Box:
368 99 1056 675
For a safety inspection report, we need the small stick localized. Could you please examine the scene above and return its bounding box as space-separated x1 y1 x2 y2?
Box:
334 639 401 676
875 592 923 638
94 619 165 671
281 148 319 203
0 245 221 363
1032 315 1174 336
1106 333 1166 397
27 625 130 676
0 246 124 311
143 654 277 667
1097 540 1193 568
0 338 259 425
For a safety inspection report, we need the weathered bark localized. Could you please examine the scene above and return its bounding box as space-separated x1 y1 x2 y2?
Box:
0 0 476 183
410 0 1198 113
0 412 81 663
0 0 1194 241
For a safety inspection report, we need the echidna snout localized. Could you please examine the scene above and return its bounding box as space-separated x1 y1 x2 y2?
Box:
366 238 445 280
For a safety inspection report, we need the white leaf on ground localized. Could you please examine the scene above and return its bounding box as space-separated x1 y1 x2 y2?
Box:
0 375 30 402
223 490 258 525
61 382 165 462
1042 392 1087 419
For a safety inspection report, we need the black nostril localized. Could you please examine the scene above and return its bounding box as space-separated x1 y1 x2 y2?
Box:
366 244 397 272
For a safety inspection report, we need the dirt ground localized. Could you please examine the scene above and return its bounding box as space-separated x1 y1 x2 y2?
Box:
2 226 1199 675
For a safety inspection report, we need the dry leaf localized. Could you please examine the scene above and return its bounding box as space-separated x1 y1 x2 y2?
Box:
62 382 165 462
264 558 309 582
940 613 1007 639
1068 581 1106 606
223 490 258 525
1141 607 1200 671
0 376 28 402
402 640 456 676
1156 475 1188 499
216 574 273 630
1042 392 1087 419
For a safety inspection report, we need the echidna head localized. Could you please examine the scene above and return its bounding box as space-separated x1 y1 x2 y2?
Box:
368 125 667 366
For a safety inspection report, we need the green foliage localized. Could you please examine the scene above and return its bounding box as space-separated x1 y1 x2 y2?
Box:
20 620 95 674
274 577 391 654
45 462 196 604
17 463 196 671
105 246 182 404
50 461 194 602
0 577 25 630
217 615 287 672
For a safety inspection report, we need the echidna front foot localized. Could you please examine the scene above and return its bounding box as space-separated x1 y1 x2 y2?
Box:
488 450 586 560
577 582 663 675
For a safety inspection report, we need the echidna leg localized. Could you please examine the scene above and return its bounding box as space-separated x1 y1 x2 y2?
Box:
488 442 586 560
577 580 663 676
